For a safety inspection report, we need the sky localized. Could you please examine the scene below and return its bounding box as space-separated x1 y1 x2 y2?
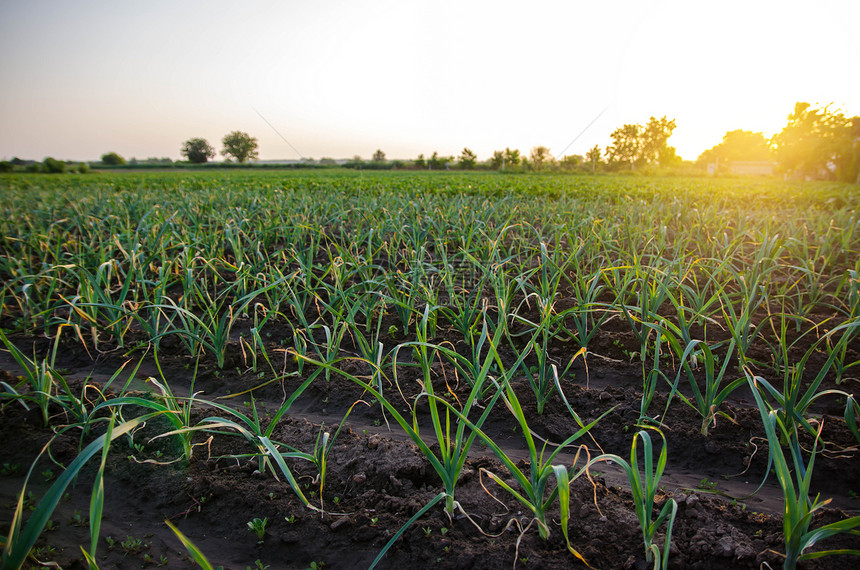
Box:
1 0 858 163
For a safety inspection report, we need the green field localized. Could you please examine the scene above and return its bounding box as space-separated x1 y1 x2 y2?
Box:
1 170 859 569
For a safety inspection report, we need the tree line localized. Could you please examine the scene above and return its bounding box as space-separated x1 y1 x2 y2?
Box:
333 102 859 182
2 102 856 182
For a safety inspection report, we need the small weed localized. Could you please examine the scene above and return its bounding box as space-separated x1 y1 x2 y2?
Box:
44 519 58 532
33 545 56 559
370 517 378 526
423 526 432 537
121 535 143 554
18 491 37 511
144 553 169 566
69 510 89 527
41 469 54 482
697 478 718 491
248 517 268 542
248 560 270 570
105 535 117 550
1 463 21 476
307 562 325 570
285 514 297 524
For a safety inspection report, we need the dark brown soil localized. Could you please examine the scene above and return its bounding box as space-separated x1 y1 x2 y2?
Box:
1 319 859 570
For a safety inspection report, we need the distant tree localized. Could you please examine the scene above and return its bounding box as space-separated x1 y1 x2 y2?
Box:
696 130 772 172
0 161 13 173
606 124 641 170
559 154 583 171
318 157 337 166
641 116 677 166
221 131 259 163
428 151 444 170
529 146 553 171
771 102 857 181
489 150 504 170
181 138 216 164
101 152 125 166
372 149 386 163
458 148 477 169
586 145 602 173
413 154 426 169
503 147 521 167
77 162 89 174
42 157 65 173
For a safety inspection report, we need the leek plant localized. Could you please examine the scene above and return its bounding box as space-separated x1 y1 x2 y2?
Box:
752 319 860 440
592 429 677 570
745 372 860 568
561 269 612 350
1 412 163 569
296 307 511 517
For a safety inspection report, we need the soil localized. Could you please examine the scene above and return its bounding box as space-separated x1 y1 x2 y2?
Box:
1 310 859 570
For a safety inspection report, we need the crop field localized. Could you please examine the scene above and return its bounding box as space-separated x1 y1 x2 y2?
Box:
1 170 859 569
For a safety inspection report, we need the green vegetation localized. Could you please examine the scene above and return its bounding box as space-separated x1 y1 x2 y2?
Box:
0 170 858 568
181 137 217 164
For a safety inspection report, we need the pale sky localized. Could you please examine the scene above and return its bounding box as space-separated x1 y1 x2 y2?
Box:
1 0 858 162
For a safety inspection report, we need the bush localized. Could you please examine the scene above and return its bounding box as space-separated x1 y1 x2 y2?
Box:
101 152 126 166
0 161 12 173
42 157 66 174
77 162 90 174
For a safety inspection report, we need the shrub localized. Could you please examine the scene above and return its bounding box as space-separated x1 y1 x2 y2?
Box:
101 152 126 166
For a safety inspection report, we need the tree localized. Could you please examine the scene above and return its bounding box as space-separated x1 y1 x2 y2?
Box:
372 149 386 163
586 145 602 173
529 146 553 171
641 116 677 166
503 147 521 167
413 154 426 169
606 124 641 170
771 102 857 181
559 154 583 171
221 131 259 163
101 152 125 166
428 151 446 170
41 157 65 173
458 148 477 169
696 130 772 172
181 138 216 164
489 150 504 170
